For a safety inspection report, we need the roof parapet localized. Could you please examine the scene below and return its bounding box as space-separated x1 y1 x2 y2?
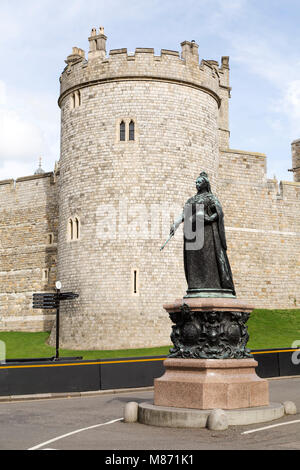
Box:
59 30 227 106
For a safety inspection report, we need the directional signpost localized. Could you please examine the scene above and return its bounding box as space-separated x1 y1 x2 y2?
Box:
33 282 79 361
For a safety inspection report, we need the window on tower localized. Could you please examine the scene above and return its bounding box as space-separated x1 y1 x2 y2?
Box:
68 218 74 241
117 119 137 143
129 120 135 141
132 268 139 296
120 121 126 141
68 217 80 242
70 90 81 109
75 217 80 240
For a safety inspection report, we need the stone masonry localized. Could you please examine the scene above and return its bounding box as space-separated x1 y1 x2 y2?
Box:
0 28 299 349
0 173 58 331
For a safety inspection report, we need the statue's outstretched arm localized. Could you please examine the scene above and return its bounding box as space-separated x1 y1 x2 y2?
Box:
170 212 184 236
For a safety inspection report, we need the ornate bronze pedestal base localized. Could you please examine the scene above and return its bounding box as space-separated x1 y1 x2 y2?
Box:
154 358 269 410
154 297 269 410
164 297 254 359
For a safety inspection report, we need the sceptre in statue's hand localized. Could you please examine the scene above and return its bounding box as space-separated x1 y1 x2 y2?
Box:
160 213 184 251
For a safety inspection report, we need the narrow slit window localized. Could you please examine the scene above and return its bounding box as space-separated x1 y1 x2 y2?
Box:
120 121 126 141
133 270 137 294
132 268 139 295
129 120 135 141
69 219 73 241
76 90 81 107
75 217 80 240
48 233 53 245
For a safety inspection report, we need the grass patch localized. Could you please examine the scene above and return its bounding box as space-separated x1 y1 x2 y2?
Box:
0 309 299 360
0 331 170 360
247 309 300 350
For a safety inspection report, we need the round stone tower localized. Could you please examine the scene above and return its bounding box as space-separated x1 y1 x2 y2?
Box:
291 139 300 182
54 27 231 349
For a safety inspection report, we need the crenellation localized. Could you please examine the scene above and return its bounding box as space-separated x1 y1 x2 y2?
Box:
109 48 128 55
161 49 180 57
0 179 14 187
280 180 300 201
59 32 222 107
219 57 230 88
135 48 155 54
181 40 199 64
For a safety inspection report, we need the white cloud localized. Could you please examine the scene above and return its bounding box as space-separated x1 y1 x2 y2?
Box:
0 160 36 181
0 80 59 178
283 80 300 119
0 110 44 160
0 81 7 106
274 80 300 139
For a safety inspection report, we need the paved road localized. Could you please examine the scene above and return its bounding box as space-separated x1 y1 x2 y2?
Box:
0 377 299 450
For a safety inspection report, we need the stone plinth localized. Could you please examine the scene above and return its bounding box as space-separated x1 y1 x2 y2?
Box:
154 358 269 410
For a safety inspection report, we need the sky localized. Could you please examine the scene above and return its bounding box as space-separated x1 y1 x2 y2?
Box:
0 0 299 182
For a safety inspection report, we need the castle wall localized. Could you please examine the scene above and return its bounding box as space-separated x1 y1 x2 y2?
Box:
218 148 300 308
0 174 58 331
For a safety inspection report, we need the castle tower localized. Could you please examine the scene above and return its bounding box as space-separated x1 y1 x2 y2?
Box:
291 139 300 182
55 27 231 349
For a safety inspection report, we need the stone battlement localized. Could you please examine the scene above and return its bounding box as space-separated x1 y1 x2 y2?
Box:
0 172 54 193
59 27 230 107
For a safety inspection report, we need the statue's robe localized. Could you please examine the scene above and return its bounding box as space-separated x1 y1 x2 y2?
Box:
183 192 235 295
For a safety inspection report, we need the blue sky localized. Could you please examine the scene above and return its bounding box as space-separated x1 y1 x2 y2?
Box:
0 0 299 181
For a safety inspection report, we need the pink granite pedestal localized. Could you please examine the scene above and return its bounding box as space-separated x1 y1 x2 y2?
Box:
154 358 269 410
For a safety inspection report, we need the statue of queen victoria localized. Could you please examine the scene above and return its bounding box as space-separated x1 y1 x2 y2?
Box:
169 171 235 299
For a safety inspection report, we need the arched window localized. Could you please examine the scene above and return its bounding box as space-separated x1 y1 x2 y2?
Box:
129 120 135 141
120 121 126 141
68 217 80 242
70 91 81 109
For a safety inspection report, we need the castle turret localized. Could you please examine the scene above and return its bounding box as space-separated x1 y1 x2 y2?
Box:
291 139 300 182
54 28 231 350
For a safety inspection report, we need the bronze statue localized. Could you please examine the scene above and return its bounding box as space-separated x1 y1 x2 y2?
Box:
164 171 235 298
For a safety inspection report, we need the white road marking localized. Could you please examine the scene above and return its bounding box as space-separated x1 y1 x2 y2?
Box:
28 418 123 450
242 419 300 435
